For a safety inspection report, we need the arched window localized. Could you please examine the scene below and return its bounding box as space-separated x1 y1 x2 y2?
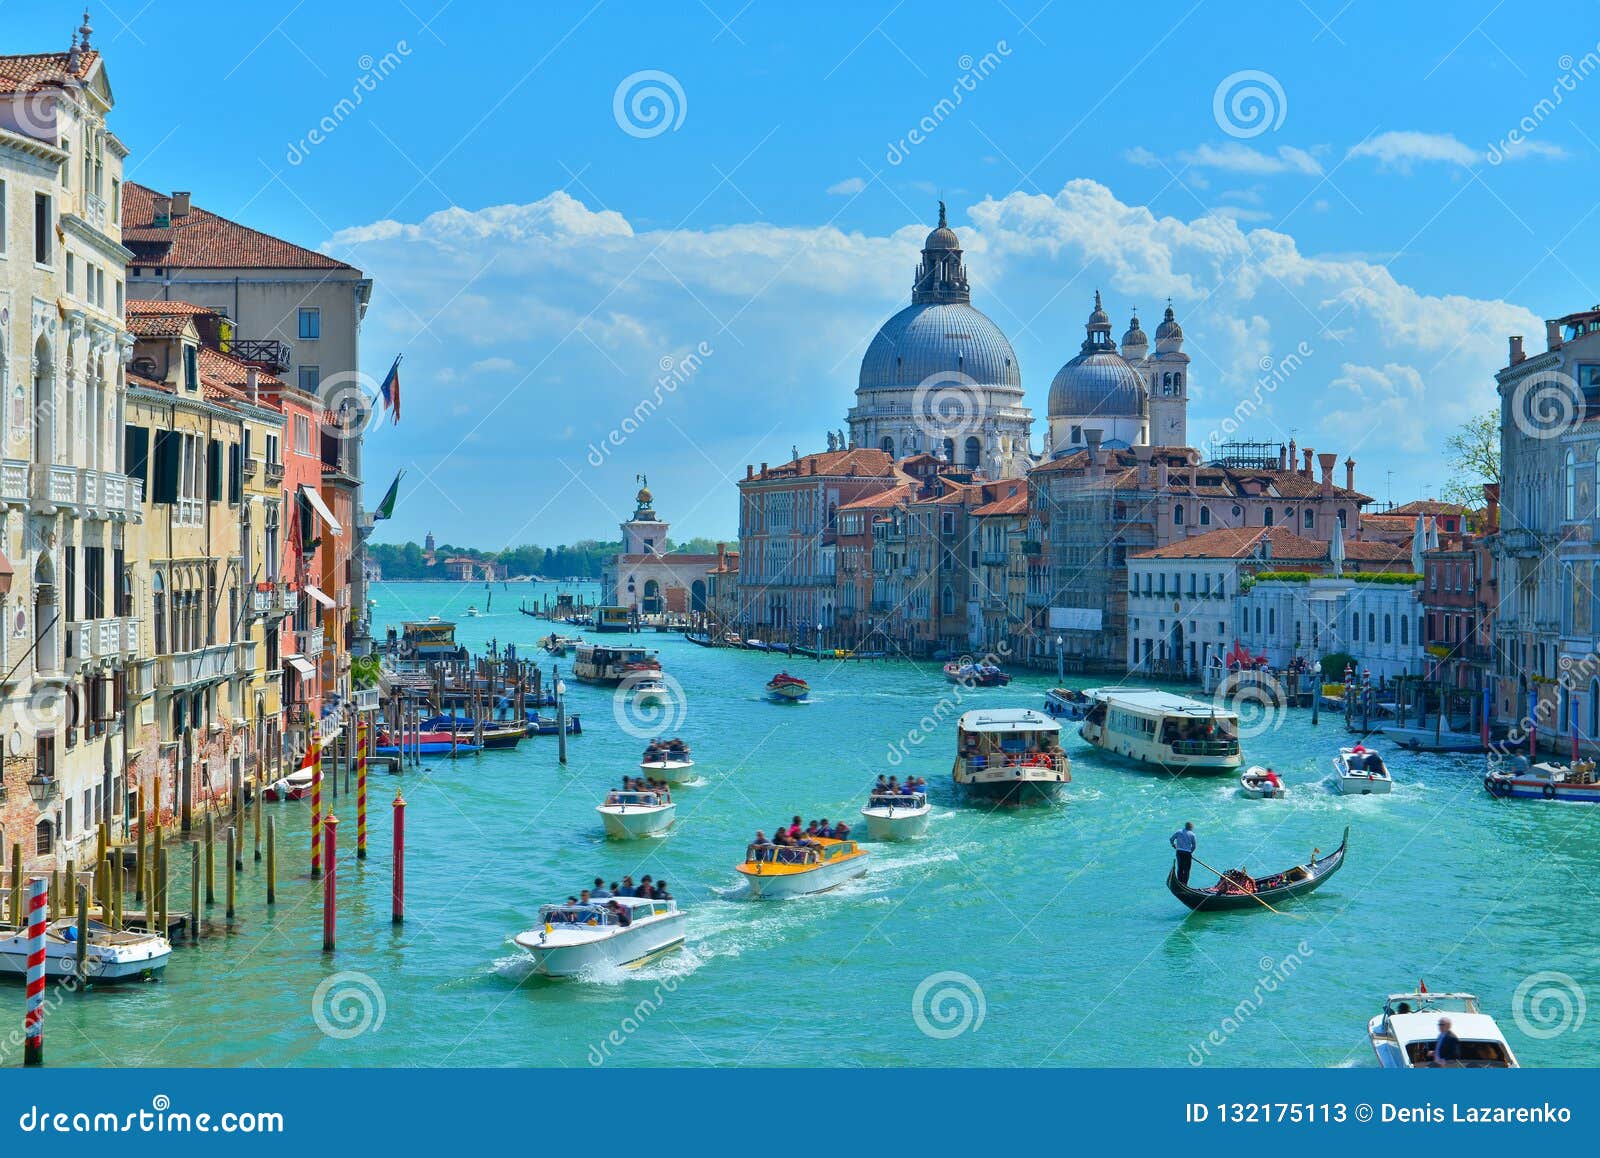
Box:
941 437 955 462
1199 505 1211 526
1565 449 1577 519
35 819 52 857
1352 613 1360 641
963 436 980 469
1595 446 1600 517
1400 615 1408 644
1303 509 1314 529
1368 612 1376 641
941 586 954 615
1384 614 1392 643
1336 508 1347 527
1263 507 1274 527
880 436 894 457
1172 504 1184 526
152 572 166 655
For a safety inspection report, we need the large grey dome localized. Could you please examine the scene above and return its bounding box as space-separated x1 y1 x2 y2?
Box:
1048 352 1146 417
858 302 1021 389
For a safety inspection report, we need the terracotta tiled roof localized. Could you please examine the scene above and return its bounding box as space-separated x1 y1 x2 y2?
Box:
1135 526 1326 561
126 299 215 316
1342 540 1412 562
197 346 285 401
973 492 1028 516
125 311 195 338
1389 499 1468 516
127 371 172 394
122 181 355 271
838 484 915 511
0 50 98 93
746 448 899 482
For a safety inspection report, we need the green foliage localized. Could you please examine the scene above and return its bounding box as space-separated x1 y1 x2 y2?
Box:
1356 571 1424 585
1320 652 1356 679
367 539 631 580
351 655 383 689
1250 570 1314 584
1440 410 1499 509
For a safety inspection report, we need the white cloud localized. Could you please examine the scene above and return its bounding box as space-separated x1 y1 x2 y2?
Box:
332 180 1537 540
469 356 516 374
826 176 866 195
1178 142 1323 176
1347 131 1477 170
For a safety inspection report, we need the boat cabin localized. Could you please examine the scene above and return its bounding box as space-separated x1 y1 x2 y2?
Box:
603 790 668 808
594 605 632 632
744 839 860 867
537 896 673 928
867 791 927 809
398 618 460 660
1373 993 1518 1068
954 709 1065 772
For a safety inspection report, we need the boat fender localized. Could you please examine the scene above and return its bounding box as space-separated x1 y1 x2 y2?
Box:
1543 782 1557 800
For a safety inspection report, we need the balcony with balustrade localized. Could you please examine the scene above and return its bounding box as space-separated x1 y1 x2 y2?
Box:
66 616 140 667
13 461 143 522
157 643 238 690
296 628 325 658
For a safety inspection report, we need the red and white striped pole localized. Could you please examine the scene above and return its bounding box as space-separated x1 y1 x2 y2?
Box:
23 876 46 1066
322 814 338 952
310 738 323 879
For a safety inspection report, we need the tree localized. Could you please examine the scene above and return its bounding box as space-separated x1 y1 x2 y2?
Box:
1439 410 1500 509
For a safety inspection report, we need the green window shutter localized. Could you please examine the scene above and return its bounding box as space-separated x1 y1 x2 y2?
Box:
207 439 222 502
151 430 179 504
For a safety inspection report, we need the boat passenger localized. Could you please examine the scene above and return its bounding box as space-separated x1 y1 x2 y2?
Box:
1263 768 1281 790
789 816 803 838
608 900 632 928
579 889 592 905
1432 1018 1461 1067
619 876 637 897
1395 1002 1412 1015
832 820 850 840
654 881 671 901
875 775 889 793
591 878 611 899
806 821 821 837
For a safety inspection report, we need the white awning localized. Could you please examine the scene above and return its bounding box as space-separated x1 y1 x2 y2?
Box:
300 485 343 535
284 654 316 677
303 584 336 610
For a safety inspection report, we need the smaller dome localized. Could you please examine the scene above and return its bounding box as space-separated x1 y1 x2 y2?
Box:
924 199 960 250
1087 288 1110 330
1049 354 1146 419
1155 303 1183 343
1121 312 1147 352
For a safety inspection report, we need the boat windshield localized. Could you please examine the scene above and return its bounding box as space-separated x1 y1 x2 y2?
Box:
605 791 664 807
537 904 619 926
868 792 926 808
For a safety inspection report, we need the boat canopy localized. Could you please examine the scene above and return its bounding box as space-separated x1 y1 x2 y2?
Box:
1083 687 1239 719
867 792 926 808
604 791 667 807
956 709 1060 734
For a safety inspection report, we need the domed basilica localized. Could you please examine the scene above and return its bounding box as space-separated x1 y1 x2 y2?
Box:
844 206 1191 472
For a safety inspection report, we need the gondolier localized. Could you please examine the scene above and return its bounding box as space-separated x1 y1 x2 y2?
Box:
1169 822 1197 884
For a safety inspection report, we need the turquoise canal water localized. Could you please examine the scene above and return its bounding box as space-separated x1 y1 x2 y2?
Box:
26 580 1599 1068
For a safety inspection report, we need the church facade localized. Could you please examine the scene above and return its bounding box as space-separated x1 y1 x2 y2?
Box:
599 480 720 617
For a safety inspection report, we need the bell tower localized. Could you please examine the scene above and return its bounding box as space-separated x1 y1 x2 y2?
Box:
1147 300 1190 447
622 475 669 556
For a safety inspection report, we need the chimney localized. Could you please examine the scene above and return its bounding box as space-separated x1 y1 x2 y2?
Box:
1287 438 1297 471
153 194 172 226
1278 444 1288 471
246 367 260 404
745 465 754 480
1318 452 1336 492
1546 320 1563 352
1261 533 1272 561
1134 444 1153 487
1509 335 1525 365
759 462 767 475
1302 448 1314 476
171 191 192 217
1344 456 1355 492
1483 483 1500 533
1085 429 1104 479
1156 459 1169 491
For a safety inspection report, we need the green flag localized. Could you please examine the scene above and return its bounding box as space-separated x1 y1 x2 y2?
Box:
374 470 403 520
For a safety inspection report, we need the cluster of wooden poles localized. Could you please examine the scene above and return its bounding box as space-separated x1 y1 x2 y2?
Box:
10 719 412 1066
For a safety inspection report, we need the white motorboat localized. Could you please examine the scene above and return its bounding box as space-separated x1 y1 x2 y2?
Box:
596 789 676 839
640 739 694 784
1368 990 1519 1068
464 605 481 618
1239 766 1288 799
1335 746 1393 794
861 790 931 840
514 896 685 977
736 838 867 898
0 919 171 981
629 674 669 705
1079 688 1242 773
1043 687 1091 720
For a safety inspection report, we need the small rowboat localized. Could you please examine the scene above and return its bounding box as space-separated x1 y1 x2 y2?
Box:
1335 746 1392 794
766 673 809 702
1167 827 1349 912
263 766 314 801
1239 766 1288 799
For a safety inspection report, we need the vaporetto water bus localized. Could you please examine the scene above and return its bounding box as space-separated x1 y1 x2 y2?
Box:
1078 688 1241 773
572 642 659 686
1484 758 1600 803
951 708 1070 805
513 896 685 977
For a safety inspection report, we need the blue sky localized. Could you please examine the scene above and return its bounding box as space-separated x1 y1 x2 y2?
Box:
15 0 1600 545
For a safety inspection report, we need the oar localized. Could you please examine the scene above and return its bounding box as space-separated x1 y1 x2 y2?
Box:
1188 853 1304 919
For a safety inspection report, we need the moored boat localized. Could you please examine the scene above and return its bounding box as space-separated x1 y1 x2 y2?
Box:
512 896 685 977
1043 687 1091 720
596 789 677 839
1335 745 1393 794
951 708 1070 805
736 837 867 898
766 672 809 702
1368 989 1519 1068
640 738 694 783
1484 758 1600 802
1167 827 1348 912
539 633 581 657
0 919 171 981
1079 687 1242 773
524 712 582 735
1239 766 1288 798
860 790 931 840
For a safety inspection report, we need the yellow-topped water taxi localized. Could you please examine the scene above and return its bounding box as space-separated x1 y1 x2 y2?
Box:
735 837 868 898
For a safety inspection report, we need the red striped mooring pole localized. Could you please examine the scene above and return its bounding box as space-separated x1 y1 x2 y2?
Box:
357 720 369 860
310 738 323 879
391 792 406 925
23 876 46 1066
322 814 338 952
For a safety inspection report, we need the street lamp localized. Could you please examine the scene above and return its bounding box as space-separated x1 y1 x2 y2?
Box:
555 677 568 766
1055 634 1065 685
26 771 57 805
816 622 824 663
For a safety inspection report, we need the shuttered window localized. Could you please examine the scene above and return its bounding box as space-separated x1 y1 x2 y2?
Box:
151 430 180 503
124 426 150 487
206 439 223 502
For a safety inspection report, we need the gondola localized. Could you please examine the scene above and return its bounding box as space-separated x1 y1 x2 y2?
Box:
1166 827 1348 912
